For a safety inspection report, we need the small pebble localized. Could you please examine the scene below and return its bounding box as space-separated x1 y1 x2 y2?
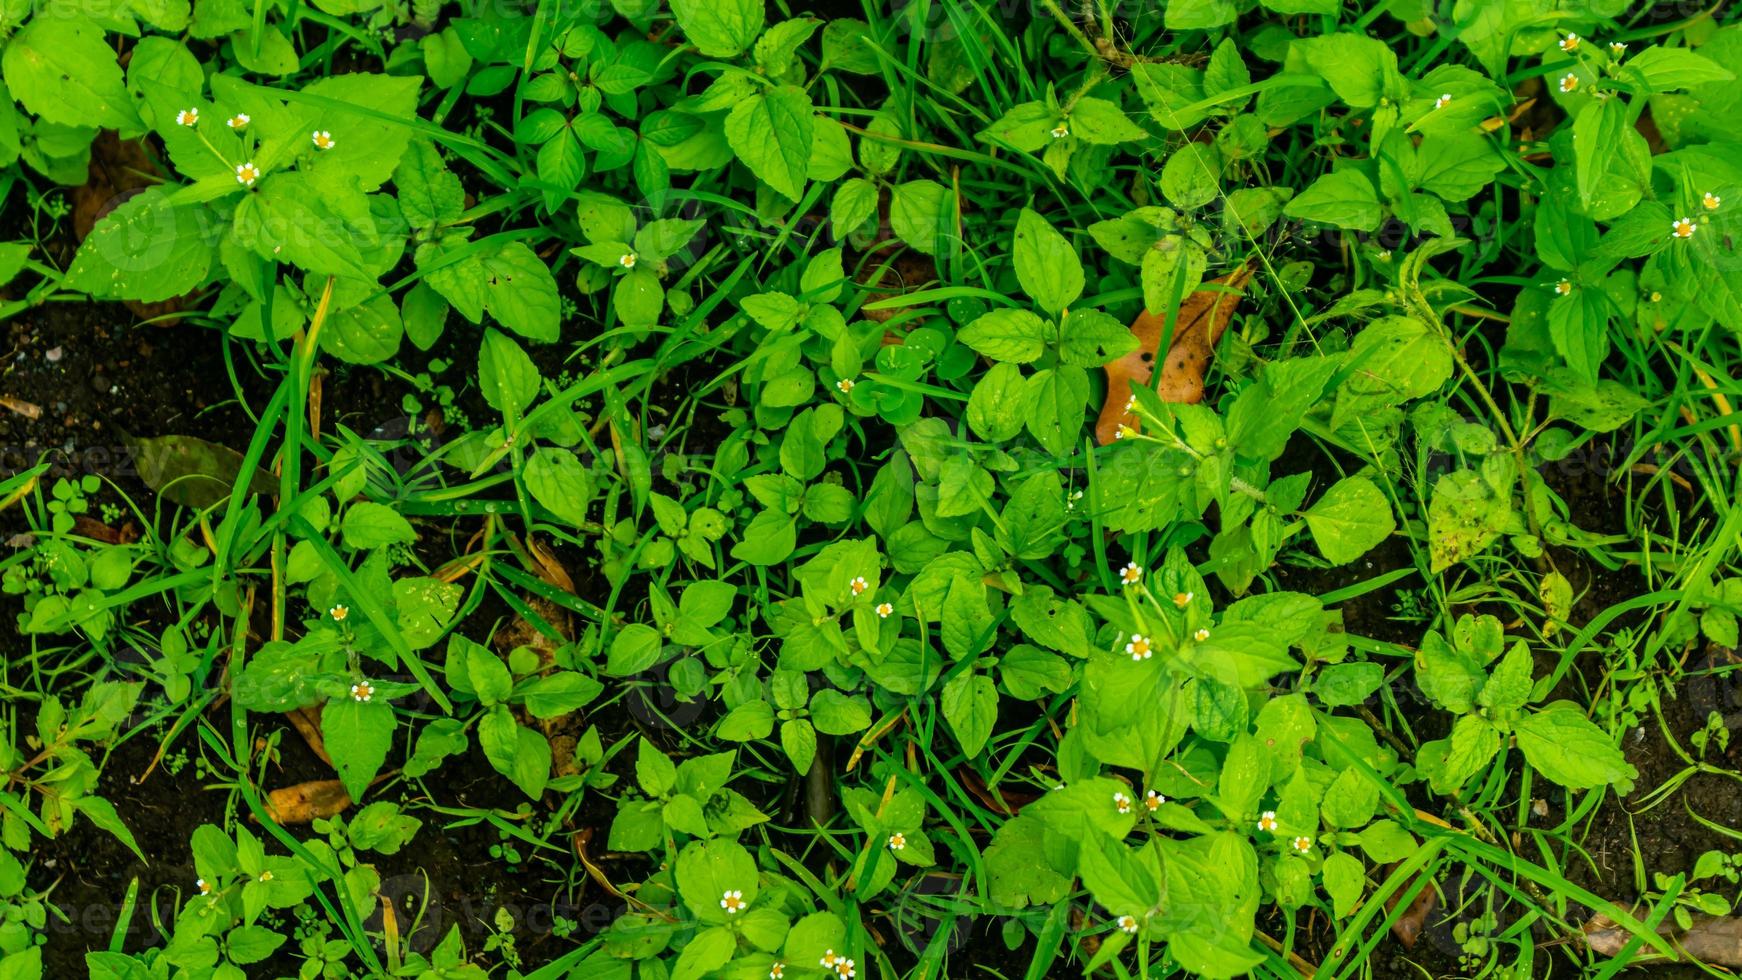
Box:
44 346 63 362
90 375 110 394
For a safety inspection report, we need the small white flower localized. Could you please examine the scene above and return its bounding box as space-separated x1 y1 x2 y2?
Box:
1119 562 1142 586
1066 489 1083 512
176 107 199 127
227 113 250 129
1610 41 1628 56
312 130 335 150
1558 32 1579 52
875 602 893 619
1193 628 1210 642
836 378 855 394
258 870 274 882
1703 192 1722 211
888 832 906 851
329 604 349 622
1113 791 1132 814
1256 810 1278 832
1554 278 1572 296
720 889 746 914
1292 835 1312 853
1114 424 1133 440
1558 73 1579 94
619 252 637 268
196 877 211 894
1124 395 1136 411
1125 634 1152 661
836 959 856 980
1050 123 1069 139
1172 591 1193 609
821 950 839 969
235 162 260 186
350 680 374 702
1118 914 1139 934
770 963 785 980
1144 790 1165 811
1433 93 1452 110
1672 216 1697 239
850 576 869 595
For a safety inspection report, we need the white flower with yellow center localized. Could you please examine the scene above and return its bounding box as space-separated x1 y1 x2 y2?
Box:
1050 123 1069 139
258 870 274 882
330 604 349 622
1558 73 1579 94
875 602 894 619
1704 192 1722 211
1113 791 1132 814
769 963 784 980
850 576 868 595
1114 424 1133 440
1119 562 1142 586
227 113 250 129
1291 835 1312 853
836 378 855 394
836 959 856 980
196 877 212 895
1193 628 1210 642
888 832 906 851
312 130 335 150
176 107 199 127
1554 279 1572 296
1118 914 1139 934
1124 394 1136 411
1125 633 1152 661
619 252 637 269
1609 41 1628 56
1145 789 1165 811
1558 32 1579 52
235 162 260 186
1173 591 1193 609
1256 810 1278 833
720 890 746 914
1433 93 1452 110
351 680 374 702
821 951 839 969
1672 216 1697 239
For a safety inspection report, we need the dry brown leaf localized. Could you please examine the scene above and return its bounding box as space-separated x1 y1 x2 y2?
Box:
1585 911 1742 966
1094 264 1255 445
0 396 41 420
285 705 333 766
526 536 577 595
1384 868 1437 949
258 779 351 824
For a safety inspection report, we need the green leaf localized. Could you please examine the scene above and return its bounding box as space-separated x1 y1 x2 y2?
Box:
1013 208 1084 314
1621 47 1734 92
675 838 758 923
342 502 416 550
725 86 813 201
64 190 216 303
966 362 1032 442
809 689 872 734
2 18 141 130
1572 98 1625 207
1284 169 1381 231
1515 702 1637 791
466 643 513 706
1321 851 1364 918
672 925 736 980
606 624 664 676
1060 309 1138 367
831 177 879 238
479 329 540 417
717 699 774 741
669 0 764 57
480 242 561 343
525 448 593 527
322 698 394 801
941 671 998 757
1165 0 1236 29
889 179 950 255
238 174 376 279
1293 33 1399 108
122 432 278 509
958 308 1051 364
1304 475 1394 565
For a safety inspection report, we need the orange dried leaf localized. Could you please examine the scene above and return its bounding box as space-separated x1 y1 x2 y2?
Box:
1094 264 1255 446
259 779 351 824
